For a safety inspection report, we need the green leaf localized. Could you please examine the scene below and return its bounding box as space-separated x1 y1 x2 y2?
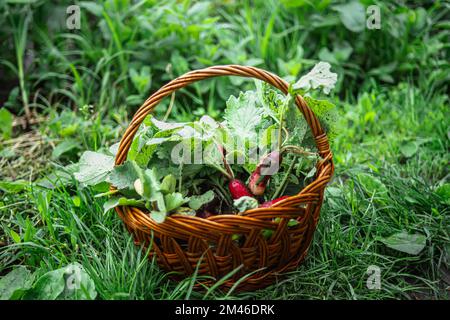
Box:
129 66 152 94
74 151 114 186
304 96 338 140
188 190 215 210
160 174 177 194
103 197 145 213
150 211 166 223
233 196 259 213
280 0 310 8
357 173 388 196
23 263 97 300
72 196 81 207
10 230 21 243
332 1 366 33
400 141 418 158
223 91 265 141
0 266 34 300
58 263 97 300
0 108 13 139
79 1 103 16
164 192 189 212
107 160 141 190
0 180 29 193
379 232 426 255
23 268 66 300
51 139 79 159
435 183 450 205
139 168 166 213
138 168 160 200
292 62 337 94
128 116 185 167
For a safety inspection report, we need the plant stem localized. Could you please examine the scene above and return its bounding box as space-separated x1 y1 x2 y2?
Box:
272 155 297 199
163 92 176 121
281 145 317 157
277 95 292 151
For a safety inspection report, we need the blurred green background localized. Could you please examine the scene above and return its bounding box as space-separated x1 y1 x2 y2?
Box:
0 0 448 300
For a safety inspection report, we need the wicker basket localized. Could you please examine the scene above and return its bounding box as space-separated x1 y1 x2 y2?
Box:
113 65 334 291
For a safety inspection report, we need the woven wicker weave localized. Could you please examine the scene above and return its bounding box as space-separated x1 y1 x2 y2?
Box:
113 65 334 291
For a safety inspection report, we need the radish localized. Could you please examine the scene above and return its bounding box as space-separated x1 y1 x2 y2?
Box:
216 143 255 200
248 150 281 196
228 179 253 199
259 195 290 208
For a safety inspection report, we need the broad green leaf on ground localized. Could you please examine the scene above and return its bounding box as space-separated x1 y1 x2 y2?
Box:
103 197 145 213
107 160 141 190
233 196 259 213
23 263 97 300
74 151 114 186
58 263 97 300
0 108 13 139
332 1 366 33
379 232 427 255
23 267 66 300
400 141 419 158
188 190 215 210
357 173 388 196
0 266 34 300
51 139 79 159
292 62 337 94
0 180 29 193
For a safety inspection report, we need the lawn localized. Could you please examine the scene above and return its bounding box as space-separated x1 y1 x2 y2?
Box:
0 0 448 300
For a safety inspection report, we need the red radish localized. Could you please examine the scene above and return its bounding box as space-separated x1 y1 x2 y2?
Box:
249 150 282 196
216 143 256 201
216 143 254 200
228 179 253 199
259 195 290 208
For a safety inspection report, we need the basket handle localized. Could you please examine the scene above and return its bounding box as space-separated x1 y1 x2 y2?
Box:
115 65 332 166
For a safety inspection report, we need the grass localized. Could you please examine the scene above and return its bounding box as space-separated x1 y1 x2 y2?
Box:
0 0 449 300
